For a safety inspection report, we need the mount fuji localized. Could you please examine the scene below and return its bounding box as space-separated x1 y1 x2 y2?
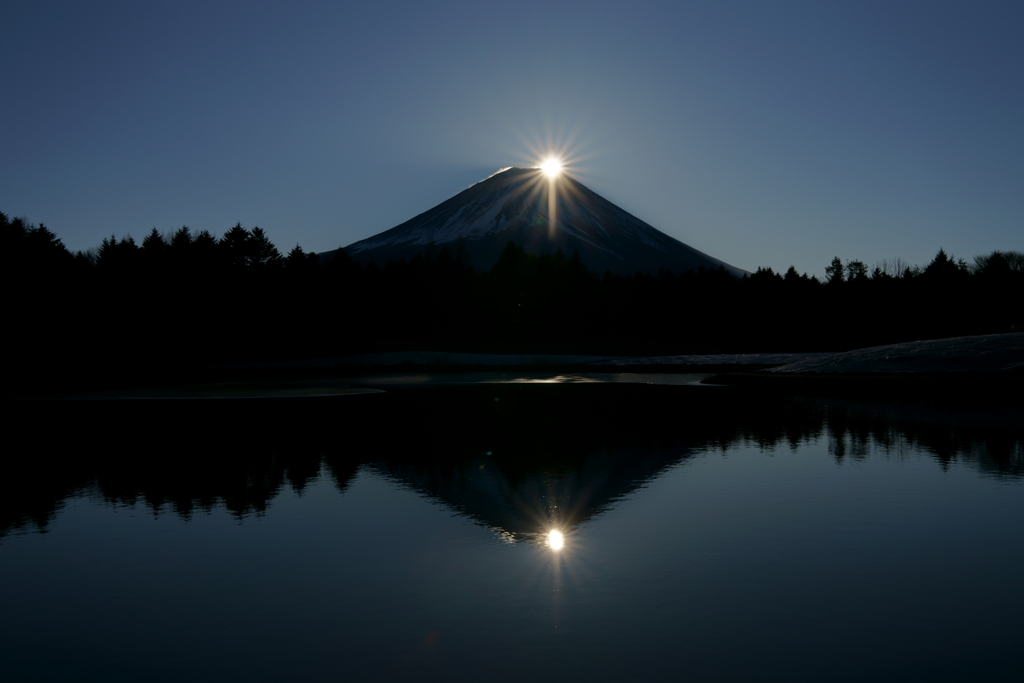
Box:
333 167 746 276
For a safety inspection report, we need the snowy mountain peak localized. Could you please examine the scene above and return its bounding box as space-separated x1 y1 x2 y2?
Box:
339 167 746 276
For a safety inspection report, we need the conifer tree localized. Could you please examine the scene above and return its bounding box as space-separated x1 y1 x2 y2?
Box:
219 223 251 269
248 227 282 268
825 257 845 284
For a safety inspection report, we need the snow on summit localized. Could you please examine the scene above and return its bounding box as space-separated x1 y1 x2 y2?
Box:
335 167 746 276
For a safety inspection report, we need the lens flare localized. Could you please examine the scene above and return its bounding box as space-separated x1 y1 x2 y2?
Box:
547 529 565 551
540 157 562 178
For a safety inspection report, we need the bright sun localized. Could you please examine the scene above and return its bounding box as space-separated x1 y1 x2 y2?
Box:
540 157 562 178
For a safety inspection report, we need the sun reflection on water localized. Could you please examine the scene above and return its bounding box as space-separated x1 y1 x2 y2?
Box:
547 529 565 551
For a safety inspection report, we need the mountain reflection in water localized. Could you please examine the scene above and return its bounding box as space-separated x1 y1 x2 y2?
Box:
4 385 1021 540
4 384 1024 683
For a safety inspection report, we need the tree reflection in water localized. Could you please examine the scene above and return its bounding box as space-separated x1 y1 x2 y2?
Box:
2 385 1021 540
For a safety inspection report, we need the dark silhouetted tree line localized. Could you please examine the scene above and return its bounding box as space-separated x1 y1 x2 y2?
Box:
3 210 1022 379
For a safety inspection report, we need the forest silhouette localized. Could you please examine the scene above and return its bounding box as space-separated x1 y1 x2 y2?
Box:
3 210 1022 381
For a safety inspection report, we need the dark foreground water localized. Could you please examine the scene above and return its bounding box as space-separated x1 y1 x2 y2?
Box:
2 385 1023 682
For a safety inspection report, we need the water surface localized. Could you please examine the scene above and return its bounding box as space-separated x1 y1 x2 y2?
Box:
2 387 1022 682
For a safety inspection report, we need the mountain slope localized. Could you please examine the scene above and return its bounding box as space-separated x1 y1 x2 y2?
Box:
335 167 746 276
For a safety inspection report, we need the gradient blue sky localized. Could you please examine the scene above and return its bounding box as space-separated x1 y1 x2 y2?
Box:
2 0 1021 275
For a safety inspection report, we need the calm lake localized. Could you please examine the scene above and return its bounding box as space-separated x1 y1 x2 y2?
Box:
2 384 1022 682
